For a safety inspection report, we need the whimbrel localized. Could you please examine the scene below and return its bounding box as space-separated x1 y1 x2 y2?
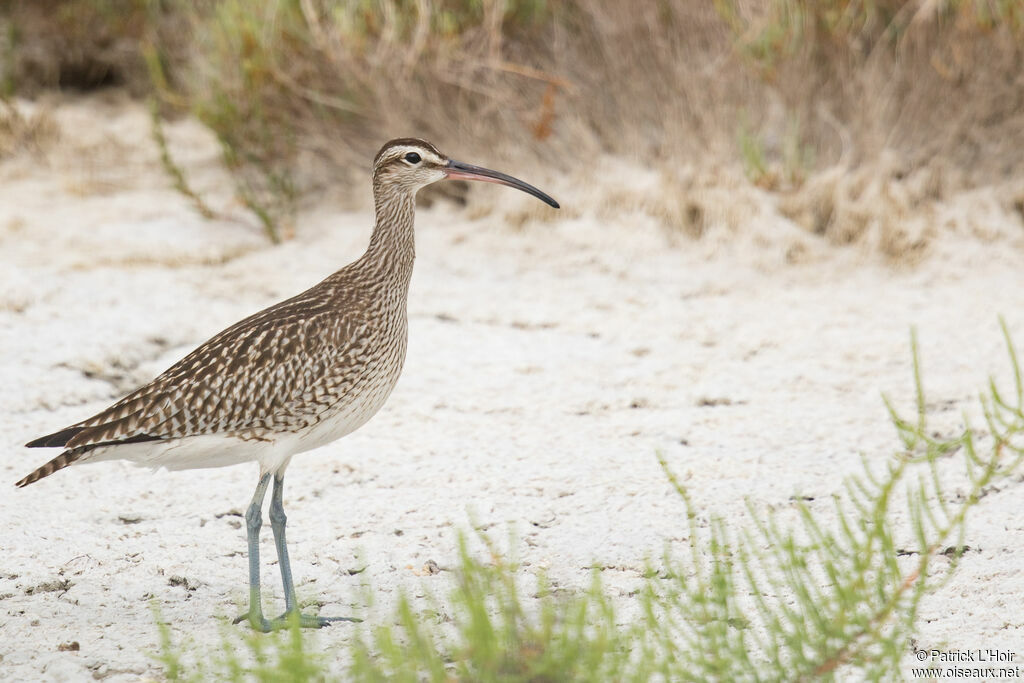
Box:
17 138 559 631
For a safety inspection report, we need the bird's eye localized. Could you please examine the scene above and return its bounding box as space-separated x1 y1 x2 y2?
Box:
404 152 421 164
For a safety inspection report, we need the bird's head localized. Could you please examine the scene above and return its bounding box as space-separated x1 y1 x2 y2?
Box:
372 138 559 208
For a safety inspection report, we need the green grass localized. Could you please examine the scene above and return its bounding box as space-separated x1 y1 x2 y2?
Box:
348 534 636 682
155 325 1024 681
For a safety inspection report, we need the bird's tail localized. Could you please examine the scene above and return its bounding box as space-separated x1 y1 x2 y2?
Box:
15 449 86 488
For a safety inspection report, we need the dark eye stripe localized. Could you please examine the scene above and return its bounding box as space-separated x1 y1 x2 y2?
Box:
404 152 421 164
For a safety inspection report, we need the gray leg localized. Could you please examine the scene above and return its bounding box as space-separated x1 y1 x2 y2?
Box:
232 472 272 632
269 472 298 613
266 472 360 628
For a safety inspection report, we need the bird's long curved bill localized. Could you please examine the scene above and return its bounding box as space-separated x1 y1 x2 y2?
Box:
446 160 560 209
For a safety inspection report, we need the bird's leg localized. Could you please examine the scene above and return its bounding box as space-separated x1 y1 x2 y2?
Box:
233 472 273 631
268 472 300 615
266 472 360 629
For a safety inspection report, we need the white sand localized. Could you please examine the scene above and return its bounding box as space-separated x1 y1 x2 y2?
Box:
2 94 1023 680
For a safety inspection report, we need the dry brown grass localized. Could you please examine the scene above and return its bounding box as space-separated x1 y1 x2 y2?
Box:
1 0 151 94
2 0 1023 257
0 100 58 158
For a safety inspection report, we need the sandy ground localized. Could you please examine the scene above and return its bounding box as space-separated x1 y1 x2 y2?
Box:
2 93 1024 680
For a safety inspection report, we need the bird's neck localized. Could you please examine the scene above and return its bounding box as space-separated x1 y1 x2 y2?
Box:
363 189 417 284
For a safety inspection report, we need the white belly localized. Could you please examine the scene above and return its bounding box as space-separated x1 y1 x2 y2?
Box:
289 370 400 455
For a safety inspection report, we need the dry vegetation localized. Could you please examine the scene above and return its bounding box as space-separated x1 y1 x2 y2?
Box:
1 0 1023 254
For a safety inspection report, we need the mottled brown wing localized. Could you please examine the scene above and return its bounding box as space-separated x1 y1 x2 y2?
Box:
54 280 371 450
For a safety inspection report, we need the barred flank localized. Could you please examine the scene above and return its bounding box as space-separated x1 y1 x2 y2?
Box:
15 449 86 488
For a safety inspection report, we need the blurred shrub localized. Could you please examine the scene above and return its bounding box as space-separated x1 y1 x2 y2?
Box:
0 0 174 95
154 0 1024 198
714 0 1024 179
3 1 1022 241
718 0 1023 66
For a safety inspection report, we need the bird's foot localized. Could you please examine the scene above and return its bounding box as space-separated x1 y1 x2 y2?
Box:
232 609 271 632
233 609 361 632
